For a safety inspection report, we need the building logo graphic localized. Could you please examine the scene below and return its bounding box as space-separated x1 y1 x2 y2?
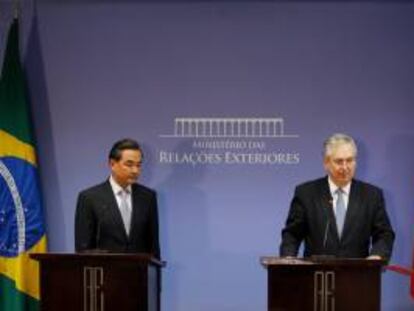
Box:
158 117 300 166
160 117 298 138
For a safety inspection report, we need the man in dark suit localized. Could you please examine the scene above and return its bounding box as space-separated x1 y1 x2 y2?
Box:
75 138 160 258
280 133 394 261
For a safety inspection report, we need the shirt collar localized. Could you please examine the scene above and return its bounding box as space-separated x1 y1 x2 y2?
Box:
109 175 132 195
328 176 351 196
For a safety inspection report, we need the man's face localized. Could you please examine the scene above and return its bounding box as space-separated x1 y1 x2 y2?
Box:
324 143 356 187
110 149 142 188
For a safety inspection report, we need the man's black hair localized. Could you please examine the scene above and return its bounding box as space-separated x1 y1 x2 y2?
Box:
108 138 142 161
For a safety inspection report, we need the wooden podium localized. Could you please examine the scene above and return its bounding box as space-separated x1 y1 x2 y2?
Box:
31 253 165 311
260 257 385 311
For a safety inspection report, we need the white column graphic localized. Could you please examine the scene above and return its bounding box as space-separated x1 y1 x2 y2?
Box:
163 117 297 138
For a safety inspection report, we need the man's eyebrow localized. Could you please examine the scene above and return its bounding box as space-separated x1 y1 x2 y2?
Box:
125 160 142 164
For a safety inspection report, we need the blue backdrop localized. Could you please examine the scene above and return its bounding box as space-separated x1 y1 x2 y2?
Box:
1 0 413 310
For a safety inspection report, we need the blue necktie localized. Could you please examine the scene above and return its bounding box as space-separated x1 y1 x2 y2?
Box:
335 188 346 237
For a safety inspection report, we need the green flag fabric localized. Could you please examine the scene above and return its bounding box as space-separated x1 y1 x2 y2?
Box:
0 18 47 311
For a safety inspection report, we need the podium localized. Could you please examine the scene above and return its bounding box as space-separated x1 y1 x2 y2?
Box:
260 257 385 311
31 253 165 311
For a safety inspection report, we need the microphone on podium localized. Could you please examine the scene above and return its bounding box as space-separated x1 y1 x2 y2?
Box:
323 219 330 250
323 197 333 250
95 205 109 252
312 197 336 261
80 205 110 254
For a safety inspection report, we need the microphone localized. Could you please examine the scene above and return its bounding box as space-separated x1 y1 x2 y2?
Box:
323 219 330 250
94 205 108 252
312 197 336 260
95 218 101 250
323 197 333 251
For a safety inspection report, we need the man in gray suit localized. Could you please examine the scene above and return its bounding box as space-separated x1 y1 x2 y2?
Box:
75 138 160 258
280 133 394 261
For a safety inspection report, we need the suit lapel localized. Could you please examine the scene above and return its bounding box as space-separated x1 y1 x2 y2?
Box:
102 181 129 239
129 185 143 237
341 180 360 239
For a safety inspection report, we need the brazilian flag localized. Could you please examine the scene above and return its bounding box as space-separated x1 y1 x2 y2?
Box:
0 19 47 310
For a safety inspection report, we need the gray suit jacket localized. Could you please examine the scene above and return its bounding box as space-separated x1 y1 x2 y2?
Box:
279 177 395 260
75 180 160 258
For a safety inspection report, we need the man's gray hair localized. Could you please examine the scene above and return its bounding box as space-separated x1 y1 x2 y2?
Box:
323 133 357 157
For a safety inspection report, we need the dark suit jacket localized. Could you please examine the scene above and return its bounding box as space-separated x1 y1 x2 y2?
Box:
279 177 395 260
75 180 160 258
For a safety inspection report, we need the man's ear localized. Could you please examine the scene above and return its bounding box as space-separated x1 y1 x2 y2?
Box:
323 156 329 171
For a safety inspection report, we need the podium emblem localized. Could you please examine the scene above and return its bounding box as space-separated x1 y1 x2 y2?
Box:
314 271 335 311
84 266 105 311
